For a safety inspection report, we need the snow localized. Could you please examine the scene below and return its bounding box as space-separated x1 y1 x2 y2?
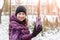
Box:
0 15 60 40
0 15 9 40
32 28 60 40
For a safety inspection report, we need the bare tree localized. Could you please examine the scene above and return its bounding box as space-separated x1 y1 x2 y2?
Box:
0 2 4 24
9 0 11 16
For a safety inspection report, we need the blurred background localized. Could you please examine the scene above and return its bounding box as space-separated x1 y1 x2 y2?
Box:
0 0 60 40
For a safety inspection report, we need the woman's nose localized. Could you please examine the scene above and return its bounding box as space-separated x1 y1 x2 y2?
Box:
20 15 24 18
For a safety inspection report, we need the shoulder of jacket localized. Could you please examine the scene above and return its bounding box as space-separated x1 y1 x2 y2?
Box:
10 21 18 24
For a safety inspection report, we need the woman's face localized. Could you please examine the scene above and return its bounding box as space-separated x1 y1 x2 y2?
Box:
17 12 26 21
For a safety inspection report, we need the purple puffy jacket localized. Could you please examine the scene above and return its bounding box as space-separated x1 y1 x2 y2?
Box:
9 14 41 40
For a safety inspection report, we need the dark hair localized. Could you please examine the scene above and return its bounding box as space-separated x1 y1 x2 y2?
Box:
23 18 28 27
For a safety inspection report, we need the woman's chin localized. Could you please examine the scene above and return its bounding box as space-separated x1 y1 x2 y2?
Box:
19 19 24 21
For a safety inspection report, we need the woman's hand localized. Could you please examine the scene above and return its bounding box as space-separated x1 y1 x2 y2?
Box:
36 17 41 28
32 17 42 37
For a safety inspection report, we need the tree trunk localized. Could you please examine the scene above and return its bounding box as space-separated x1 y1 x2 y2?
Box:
9 0 11 16
0 9 2 23
0 3 4 24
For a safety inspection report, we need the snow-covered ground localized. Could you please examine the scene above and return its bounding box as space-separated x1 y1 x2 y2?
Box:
32 28 60 40
0 15 60 40
0 15 9 40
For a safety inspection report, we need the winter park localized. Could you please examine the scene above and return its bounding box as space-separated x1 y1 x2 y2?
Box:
0 0 60 40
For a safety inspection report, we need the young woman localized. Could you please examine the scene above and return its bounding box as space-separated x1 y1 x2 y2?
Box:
9 6 42 40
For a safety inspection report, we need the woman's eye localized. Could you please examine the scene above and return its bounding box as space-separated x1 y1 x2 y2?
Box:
22 13 25 15
18 13 21 15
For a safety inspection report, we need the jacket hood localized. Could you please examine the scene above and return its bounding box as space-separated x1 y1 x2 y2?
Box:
10 14 26 25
